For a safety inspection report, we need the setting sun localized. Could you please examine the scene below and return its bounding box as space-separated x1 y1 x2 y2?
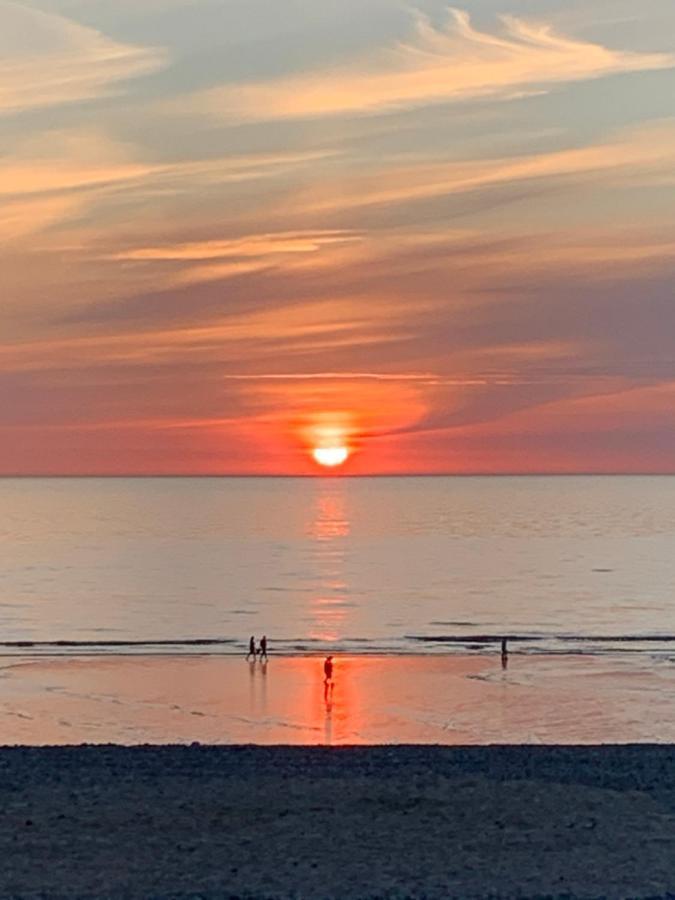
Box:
312 446 349 468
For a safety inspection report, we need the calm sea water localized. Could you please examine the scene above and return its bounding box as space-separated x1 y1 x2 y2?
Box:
2 476 675 657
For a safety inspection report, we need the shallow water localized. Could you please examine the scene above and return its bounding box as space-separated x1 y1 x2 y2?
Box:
2 476 675 658
3 654 675 745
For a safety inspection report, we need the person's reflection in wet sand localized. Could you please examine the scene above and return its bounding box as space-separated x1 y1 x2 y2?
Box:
248 657 256 708
259 659 268 715
248 655 268 717
322 655 335 743
324 673 334 744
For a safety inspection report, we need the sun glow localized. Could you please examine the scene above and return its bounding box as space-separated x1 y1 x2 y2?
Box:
312 445 349 467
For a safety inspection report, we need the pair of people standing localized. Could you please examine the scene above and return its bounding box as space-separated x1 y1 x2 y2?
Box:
246 635 268 661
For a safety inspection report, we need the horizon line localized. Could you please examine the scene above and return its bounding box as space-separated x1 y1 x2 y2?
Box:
1 472 675 479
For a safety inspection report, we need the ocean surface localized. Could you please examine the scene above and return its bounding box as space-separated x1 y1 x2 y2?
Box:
2 476 675 659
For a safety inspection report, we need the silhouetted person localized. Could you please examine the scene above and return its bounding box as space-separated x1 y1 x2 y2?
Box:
259 634 268 661
246 636 256 661
323 655 334 702
324 655 333 683
501 637 508 670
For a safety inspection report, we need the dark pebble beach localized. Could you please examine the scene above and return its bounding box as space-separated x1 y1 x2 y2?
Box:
3 744 675 898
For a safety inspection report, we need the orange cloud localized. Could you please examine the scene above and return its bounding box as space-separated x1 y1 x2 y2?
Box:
0 1 166 115
0 132 333 242
0 194 82 242
0 130 168 243
0 292 426 373
112 231 359 261
109 230 361 285
195 8 675 121
234 375 431 472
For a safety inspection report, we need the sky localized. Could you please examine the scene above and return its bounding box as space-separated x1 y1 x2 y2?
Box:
2 0 675 475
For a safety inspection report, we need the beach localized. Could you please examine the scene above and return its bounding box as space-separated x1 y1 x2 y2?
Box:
3 652 675 745
3 743 675 898
3 653 675 895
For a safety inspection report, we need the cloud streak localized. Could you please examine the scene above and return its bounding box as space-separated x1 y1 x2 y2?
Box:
291 120 675 215
111 231 360 262
109 230 361 286
0 1 166 115
0 134 334 242
196 7 675 121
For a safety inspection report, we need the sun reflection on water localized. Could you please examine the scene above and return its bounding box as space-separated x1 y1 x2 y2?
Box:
308 485 350 541
306 480 351 643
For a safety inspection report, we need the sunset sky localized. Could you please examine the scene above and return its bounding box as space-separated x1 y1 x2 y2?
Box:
2 0 675 474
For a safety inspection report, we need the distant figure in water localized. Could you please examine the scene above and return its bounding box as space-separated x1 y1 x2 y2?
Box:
246 636 256 661
259 634 268 661
501 637 508 669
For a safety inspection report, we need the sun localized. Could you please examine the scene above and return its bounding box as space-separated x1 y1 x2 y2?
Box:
312 446 349 468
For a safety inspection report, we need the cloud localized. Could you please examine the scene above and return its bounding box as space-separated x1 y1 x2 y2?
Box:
108 229 361 285
0 129 167 241
194 7 675 122
0 128 333 241
0 194 83 241
0 134 161 198
0 291 425 374
399 227 675 284
0 0 166 115
111 230 360 261
289 120 675 215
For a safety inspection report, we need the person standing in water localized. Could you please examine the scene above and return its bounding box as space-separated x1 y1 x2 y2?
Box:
259 634 268 661
246 636 257 661
501 637 508 670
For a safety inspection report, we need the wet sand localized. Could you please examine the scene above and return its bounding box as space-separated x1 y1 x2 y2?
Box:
3 652 675 744
3 744 675 898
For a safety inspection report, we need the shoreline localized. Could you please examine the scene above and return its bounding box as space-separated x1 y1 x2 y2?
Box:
2 743 675 897
2 652 675 746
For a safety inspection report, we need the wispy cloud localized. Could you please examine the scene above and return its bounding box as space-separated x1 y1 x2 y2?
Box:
218 372 438 382
0 194 82 241
0 292 424 373
111 231 360 262
289 120 675 214
109 230 362 286
0 129 165 241
194 7 675 122
0 130 334 241
0 1 166 115
0 133 161 198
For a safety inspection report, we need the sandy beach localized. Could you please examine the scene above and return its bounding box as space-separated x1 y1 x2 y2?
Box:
2 743 675 898
3 652 675 745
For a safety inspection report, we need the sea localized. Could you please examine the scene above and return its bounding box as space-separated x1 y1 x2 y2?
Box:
2 475 675 660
